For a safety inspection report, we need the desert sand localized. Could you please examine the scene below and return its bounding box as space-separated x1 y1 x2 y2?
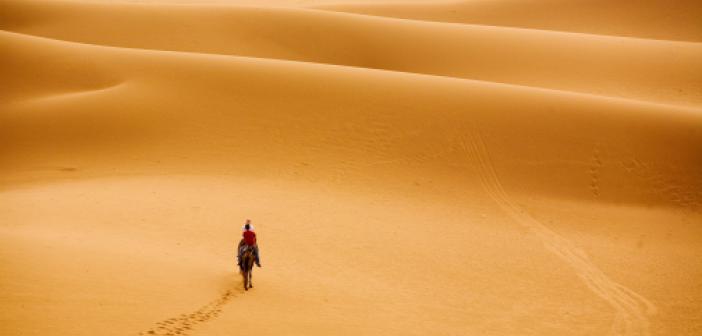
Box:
1 1 701 335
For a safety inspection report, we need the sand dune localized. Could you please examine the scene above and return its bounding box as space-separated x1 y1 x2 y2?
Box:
3 0 702 108
3 30 700 203
315 0 702 42
1 1 701 336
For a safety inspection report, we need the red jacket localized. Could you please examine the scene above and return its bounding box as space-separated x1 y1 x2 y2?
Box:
243 230 257 246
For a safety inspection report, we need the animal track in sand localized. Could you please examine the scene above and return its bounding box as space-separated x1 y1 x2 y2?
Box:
590 145 603 198
140 290 235 336
458 129 656 336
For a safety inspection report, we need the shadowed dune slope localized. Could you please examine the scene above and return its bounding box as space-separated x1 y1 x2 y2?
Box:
2 0 702 107
315 0 702 42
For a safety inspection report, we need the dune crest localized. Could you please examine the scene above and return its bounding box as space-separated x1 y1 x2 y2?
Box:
314 0 702 43
2 0 702 108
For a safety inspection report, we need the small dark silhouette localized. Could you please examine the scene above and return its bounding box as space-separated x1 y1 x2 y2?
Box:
240 247 255 291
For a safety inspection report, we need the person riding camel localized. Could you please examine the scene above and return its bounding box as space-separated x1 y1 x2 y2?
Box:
237 219 261 267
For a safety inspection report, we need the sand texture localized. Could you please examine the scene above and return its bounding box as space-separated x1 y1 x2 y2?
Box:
1 1 701 335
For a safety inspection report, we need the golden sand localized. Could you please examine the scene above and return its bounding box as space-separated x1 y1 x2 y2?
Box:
1 1 701 335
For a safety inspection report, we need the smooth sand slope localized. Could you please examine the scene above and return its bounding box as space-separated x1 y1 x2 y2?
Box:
1 1 701 336
315 0 702 42
2 0 702 108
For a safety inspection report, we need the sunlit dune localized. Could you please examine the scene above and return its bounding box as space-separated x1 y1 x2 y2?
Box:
1 1 701 336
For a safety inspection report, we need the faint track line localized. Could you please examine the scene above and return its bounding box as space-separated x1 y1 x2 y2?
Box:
459 129 656 336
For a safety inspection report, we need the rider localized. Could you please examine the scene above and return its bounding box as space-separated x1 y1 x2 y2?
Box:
237 219 261 267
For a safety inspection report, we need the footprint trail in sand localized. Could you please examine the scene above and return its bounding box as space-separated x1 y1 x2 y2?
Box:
140 290 235 336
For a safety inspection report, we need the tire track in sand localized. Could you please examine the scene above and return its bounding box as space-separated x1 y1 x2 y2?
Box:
458 129 656 336
139 290 235 336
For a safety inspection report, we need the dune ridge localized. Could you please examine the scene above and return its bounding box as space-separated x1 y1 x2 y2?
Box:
2 1 702 336
313 0 702 43
2 0 702 108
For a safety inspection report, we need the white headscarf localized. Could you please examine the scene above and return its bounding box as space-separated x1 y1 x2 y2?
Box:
242 219 255 232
